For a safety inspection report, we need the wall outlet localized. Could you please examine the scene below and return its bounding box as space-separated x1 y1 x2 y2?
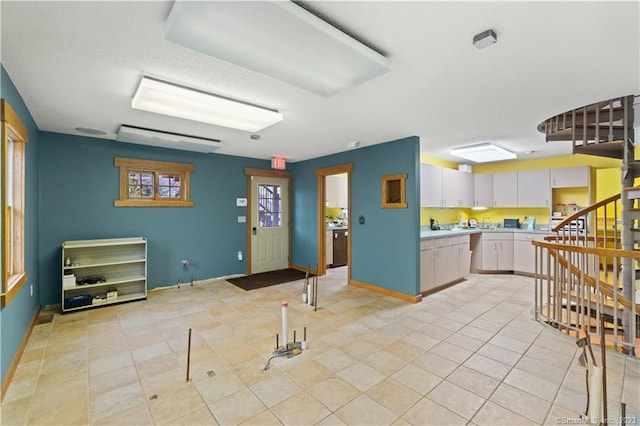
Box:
237 251 243 261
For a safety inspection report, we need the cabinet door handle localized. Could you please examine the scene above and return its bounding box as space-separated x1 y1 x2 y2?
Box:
334 233 338 239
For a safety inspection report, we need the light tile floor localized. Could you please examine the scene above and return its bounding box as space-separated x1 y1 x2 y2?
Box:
1 269 638 425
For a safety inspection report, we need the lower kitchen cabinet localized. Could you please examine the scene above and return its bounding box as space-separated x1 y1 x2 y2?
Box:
332 229 348 267
513 232 547 275
420 235 470 293
481 232 514 271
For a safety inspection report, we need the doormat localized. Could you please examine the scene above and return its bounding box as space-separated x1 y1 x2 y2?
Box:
227 268 313 291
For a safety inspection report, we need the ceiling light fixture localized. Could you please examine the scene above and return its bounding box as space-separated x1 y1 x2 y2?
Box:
131 76 283 132
164 1 391 96
451 142 516 163
473 29 497 49
116 125 222 153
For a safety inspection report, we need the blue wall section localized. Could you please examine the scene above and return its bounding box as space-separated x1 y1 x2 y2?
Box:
290 136 421 297
1 59 422 388
38 132 269 306
1 65 41 382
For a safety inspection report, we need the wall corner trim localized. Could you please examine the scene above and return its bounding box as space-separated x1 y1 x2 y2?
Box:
349 279 422 303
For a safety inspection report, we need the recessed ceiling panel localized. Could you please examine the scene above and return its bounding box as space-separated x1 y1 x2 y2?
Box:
164 0 391 97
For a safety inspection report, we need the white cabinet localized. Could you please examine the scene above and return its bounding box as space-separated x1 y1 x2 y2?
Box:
454 172 474 207
473 174 493 208
419 164 430 207
480 233 514 271
420 164 473 207
420 235 470 293
517 169 550 207
439 167 455 206
550 166 590 188
421 164 444 207
492 172 518 207
513 233 548 275
325 230 334 266
420 240 437 292
62 237 147 312
326 174 348 208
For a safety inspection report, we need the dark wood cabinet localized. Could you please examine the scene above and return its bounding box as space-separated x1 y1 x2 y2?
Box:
332 229 348 266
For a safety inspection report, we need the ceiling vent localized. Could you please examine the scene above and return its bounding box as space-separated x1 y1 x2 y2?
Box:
116 125 222 153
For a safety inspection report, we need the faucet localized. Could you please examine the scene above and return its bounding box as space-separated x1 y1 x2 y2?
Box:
482 217 493 229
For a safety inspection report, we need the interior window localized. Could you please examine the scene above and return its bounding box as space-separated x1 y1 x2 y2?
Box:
114 157 194 207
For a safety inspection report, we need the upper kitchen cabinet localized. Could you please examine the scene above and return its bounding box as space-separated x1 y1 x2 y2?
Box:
420 164 473 207
473 174 493 208
550 166 591 188
326 174 348 208
454 171 474 207
492 172 518 207
517 169 550 207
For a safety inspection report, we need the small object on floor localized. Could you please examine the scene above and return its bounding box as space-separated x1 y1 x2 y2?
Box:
186 328 192 382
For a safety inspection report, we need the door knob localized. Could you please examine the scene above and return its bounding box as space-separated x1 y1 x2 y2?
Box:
252 227 257 235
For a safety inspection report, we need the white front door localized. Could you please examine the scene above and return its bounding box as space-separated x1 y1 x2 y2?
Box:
251 176 289 274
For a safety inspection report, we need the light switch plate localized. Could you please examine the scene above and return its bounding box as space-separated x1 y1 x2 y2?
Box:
238 216 246 223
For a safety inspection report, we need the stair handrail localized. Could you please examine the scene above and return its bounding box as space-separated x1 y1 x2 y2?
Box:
533 239 638 355
550 193 620 233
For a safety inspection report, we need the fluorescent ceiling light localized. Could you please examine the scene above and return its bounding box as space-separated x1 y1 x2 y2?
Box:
451 143 516 163
164 1 391 97
116 125 222 154
132 77 283 132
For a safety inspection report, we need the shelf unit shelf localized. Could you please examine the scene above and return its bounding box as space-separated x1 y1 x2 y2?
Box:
62 291 147 313
62 237 147 313
63 259 145 270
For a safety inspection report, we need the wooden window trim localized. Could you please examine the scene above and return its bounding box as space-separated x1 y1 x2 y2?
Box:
114 157 195 207
1 99 28 307
381 173 408 208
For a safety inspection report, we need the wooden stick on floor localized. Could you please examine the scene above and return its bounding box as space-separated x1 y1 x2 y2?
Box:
186 328 192 382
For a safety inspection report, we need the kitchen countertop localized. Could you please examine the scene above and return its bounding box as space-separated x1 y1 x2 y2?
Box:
420 227 553 240
326 226 348 230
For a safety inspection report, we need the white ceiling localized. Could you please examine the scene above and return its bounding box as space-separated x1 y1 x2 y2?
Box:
1 1 638 163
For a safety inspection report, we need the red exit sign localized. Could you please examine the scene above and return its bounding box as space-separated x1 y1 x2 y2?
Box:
271 156 286 170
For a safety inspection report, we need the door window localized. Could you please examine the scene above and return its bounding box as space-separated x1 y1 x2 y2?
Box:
258 183 282 227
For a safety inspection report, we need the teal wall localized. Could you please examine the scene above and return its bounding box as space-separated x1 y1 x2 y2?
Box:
291 136 421 297
38 132 270 306
0 61 422 388
1 65 41 382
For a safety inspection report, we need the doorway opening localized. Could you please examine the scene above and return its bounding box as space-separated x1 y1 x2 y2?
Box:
316 163 353 279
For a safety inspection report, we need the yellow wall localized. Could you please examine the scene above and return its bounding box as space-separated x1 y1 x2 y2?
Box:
419 154 457 169
325 207 343 222
596 167 622 217
421 207 551 227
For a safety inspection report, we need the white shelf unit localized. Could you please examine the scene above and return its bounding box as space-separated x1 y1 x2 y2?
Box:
62 237 147 313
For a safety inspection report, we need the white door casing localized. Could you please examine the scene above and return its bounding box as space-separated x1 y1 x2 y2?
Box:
251 175 289 274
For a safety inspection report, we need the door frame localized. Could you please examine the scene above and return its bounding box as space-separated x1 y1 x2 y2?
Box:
316 163 353 277
244 167 292 275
